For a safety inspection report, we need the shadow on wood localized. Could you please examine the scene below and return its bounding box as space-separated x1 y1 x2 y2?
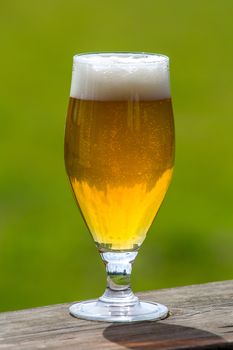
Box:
0 281 232 349
103 322 226 349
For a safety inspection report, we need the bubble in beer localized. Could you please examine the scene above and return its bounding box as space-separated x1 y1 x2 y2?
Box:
65 53 174 250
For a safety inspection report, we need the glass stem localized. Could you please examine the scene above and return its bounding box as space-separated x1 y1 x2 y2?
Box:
99 251 139 305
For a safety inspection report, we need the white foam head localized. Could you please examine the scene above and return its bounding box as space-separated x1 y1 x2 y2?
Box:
70 53 170 101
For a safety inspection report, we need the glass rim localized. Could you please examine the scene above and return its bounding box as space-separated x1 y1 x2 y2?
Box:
73 52 169 65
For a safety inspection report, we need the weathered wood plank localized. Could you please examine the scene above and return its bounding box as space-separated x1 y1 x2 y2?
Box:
0 280 232 349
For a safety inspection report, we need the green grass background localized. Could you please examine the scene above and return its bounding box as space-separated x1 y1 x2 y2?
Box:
0 0 232 312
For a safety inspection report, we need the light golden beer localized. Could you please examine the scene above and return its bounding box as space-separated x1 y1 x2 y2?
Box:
64 53 174 251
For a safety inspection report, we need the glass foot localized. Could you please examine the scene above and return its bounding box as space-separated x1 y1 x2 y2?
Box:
69 299 168 323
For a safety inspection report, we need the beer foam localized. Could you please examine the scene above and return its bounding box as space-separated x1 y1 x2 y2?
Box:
70 53 170 101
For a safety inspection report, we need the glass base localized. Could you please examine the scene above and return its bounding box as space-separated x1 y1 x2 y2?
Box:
69 299 168 323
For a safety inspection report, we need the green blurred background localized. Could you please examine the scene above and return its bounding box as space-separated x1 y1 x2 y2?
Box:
1 0 232 312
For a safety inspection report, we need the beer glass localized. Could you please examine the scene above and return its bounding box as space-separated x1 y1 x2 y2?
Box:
64 52 175 322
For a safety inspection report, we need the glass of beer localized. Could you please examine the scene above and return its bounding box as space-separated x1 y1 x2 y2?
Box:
64 52 175 322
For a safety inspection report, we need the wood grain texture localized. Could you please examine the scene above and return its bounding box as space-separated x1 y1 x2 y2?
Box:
0 280 232 349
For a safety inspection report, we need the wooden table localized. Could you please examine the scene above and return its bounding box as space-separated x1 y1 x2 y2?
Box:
0 280 232 349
